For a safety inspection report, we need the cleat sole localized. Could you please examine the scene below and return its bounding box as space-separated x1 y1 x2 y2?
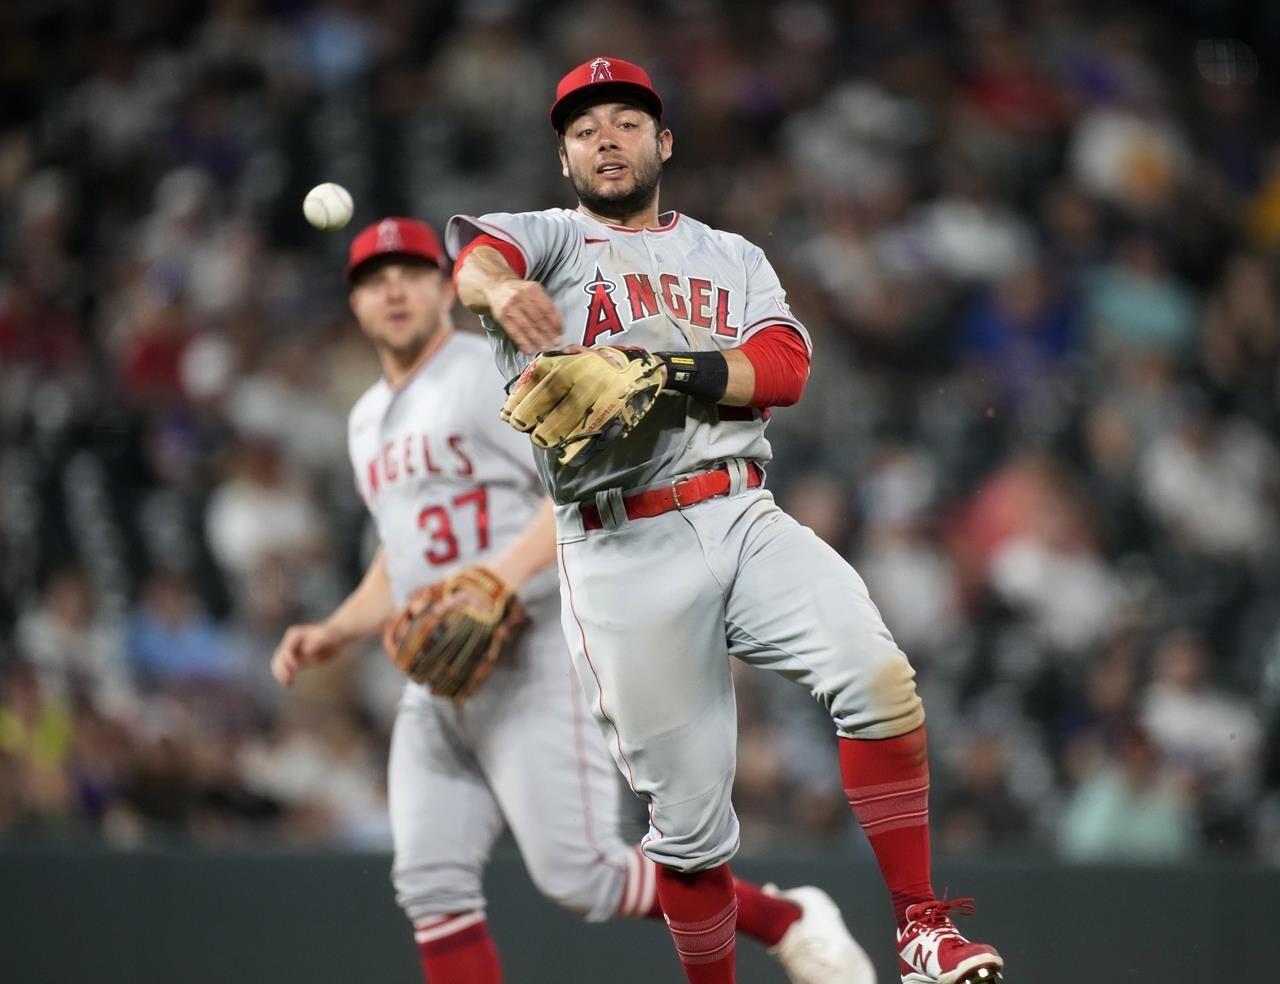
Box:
903 967 1003 984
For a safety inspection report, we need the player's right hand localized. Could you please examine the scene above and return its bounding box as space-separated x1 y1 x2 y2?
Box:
485 279 563 354
271 622 344 687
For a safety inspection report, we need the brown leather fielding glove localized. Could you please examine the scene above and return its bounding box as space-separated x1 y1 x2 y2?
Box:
500 346 666 466
381 566 529 702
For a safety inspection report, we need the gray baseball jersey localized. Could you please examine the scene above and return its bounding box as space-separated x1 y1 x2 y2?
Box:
348 329 650 924
446 207 924 874
444 208 810 504
348 329 555 608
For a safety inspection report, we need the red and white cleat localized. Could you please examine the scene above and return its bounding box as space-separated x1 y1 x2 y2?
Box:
897 898 1003 984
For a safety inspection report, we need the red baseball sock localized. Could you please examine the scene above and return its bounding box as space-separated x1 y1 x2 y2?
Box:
733 880 803 947
839 725 936 929
654 863 737 983
413 911 502 983
620 848 801 948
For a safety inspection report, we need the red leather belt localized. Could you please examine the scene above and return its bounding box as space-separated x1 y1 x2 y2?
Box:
580 463 763 532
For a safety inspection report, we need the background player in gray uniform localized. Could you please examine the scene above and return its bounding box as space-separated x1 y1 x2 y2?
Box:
449 58 1006 984
271 217 875 983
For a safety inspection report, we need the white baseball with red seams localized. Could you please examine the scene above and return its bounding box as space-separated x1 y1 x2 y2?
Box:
348 329 652 923
445 207 925 873
303 182 353 230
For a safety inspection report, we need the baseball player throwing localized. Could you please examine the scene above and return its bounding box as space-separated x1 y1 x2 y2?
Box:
271 217 875 983
448 58 1005 984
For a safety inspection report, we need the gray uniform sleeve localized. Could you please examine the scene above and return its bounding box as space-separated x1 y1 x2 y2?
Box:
739 243 812 351
445 210 578 284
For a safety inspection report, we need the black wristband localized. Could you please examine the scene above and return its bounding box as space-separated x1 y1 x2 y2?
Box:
656 350 729 402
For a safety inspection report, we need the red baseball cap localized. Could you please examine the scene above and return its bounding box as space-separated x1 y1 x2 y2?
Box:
550 56 663 132
346 217 444 281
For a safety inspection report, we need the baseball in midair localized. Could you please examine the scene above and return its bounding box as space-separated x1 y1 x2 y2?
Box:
303 182 354 231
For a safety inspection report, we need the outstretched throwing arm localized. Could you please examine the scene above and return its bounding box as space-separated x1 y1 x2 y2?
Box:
455 245 562 354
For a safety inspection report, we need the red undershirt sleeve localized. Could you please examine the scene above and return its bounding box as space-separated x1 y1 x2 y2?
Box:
452 233 528 289
738 325 811 408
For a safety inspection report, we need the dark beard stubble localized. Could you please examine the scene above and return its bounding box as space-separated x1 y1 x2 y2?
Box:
570 145 664 222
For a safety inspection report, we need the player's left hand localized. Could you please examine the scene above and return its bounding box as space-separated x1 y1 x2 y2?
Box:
382 566 529 702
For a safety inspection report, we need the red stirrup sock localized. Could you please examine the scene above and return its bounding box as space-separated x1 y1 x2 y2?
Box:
733 879 803 947
654 863 738 983
839 725 936 929
413 911 502 983
619 847 801 947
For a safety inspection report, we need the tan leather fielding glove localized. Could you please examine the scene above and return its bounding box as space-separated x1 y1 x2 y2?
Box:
501 346 666 466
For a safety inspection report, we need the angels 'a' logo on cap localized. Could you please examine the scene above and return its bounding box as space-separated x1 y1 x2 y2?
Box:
377 219 402 251
589 57 613 82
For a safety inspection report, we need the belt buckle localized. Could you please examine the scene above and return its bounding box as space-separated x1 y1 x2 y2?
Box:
670 476 687 509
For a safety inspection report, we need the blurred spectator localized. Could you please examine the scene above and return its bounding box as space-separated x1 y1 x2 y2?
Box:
1138 390 1278 561
916 165 1036 282
137 168 261 318
1078 399 1152 557
125 571 236 686
958 261 1081 414
205 437 325 582
937 731 1033 856
113 277 193 407
224 337 348 473
15 568 134 718
239 701 389 847
1246 143 1280 249
0 276 82 372
855 443 960 659
782 471 853 553
988 471 1122 656
960 28 1066 139
1199 253 1280 427
1041 183 1107 288
1058 641 1141 783
1086 234 1196 362
294 1 385 90
0 663 77 837
1059 722 1196 862
1069 69 1192 214
859 521 960 661
1141 629 1262 809
61 43 171 169
944 454 1030 572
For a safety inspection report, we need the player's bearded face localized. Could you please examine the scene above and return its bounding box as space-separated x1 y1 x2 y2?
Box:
561 104 671 221
350 261 449 358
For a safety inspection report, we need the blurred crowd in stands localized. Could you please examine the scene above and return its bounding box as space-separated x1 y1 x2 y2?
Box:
1 0 1278 864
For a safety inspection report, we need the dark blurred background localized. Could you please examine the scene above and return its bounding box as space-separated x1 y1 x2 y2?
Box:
1 0 1279 884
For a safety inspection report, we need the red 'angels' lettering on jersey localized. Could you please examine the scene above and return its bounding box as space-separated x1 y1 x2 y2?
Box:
363 433 474 500
448 435 474 476
687 277 713 329
658 273 687 321
582 266 625 346
580 270 740 346
623 273 658 320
